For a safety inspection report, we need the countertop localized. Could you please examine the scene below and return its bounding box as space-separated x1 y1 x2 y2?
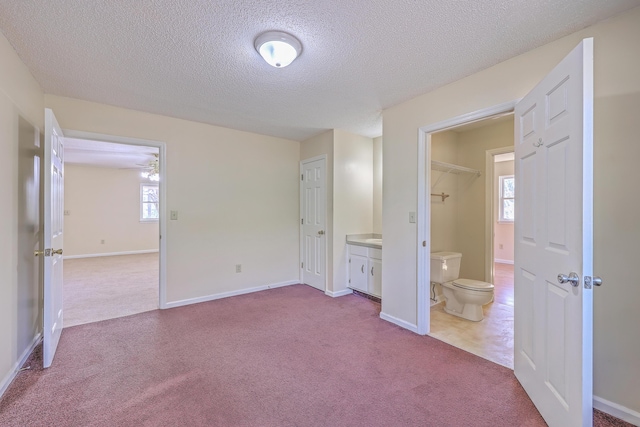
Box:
346 233 382 249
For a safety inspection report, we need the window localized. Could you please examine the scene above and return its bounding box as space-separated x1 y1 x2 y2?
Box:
499 175 515 222
141 184 159 221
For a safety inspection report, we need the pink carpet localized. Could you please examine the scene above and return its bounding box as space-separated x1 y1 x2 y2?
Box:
0 284 631 426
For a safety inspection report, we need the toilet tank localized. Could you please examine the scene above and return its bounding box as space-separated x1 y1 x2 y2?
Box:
430 252 462 283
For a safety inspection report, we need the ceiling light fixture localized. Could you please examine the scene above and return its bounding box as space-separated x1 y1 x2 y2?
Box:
254 31 302 68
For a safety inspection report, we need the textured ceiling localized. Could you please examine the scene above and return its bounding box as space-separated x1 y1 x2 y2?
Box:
0 1 638 141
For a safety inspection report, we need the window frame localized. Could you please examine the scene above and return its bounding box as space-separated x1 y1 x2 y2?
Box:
498 174 515 223
140 183 159 222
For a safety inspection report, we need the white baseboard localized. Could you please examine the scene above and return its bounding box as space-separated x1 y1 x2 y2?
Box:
594 395 640 425
64 249 159 260
379 312 419 333
164 280 299 309
325 289 353 298
494 258 514 265
0 332 42 399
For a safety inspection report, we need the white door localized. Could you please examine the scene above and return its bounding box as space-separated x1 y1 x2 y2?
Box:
514 39 593 427
301 158 326 291
43 109 65 368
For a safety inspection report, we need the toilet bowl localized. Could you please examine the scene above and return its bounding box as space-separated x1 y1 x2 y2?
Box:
430 252 495 322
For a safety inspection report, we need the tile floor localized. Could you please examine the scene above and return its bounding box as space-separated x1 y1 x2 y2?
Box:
428 263 514 368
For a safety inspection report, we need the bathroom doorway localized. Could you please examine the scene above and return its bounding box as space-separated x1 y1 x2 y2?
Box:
489 149 515 308
423 112 516 369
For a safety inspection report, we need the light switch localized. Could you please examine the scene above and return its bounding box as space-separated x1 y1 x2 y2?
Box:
409 212 416 223
170 210 178 220
64 210 70 216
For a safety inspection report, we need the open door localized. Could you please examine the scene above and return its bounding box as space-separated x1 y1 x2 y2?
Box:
43 108 65 368
514 39 594 426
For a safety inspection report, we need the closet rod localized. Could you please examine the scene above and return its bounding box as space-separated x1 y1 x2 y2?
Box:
431 192 450 202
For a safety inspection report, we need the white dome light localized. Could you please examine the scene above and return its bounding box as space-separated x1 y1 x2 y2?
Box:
254 31 302 68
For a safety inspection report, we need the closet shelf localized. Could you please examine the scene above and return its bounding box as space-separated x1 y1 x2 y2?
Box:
431 160 481 176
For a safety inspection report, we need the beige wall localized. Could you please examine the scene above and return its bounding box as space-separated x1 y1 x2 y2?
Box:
64 165 160 256
456 120 514 280
494 160 514 263
333 130 373 292
0 31 44 393
373 136 383 234
382 7 640 413
430 131 459 254
45 95 300 304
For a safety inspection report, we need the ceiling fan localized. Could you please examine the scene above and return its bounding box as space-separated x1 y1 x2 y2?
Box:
119 153 160 181
120 153 159 174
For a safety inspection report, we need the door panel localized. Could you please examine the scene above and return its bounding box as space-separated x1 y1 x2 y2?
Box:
301 158 326 291
514 39 593 427
43 109 65 368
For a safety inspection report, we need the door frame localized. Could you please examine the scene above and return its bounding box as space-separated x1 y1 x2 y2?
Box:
484 146 516 284
299 155 328 291
416 100 517 335
62 129 168 309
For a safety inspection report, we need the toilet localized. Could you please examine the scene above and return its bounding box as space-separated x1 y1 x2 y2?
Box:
430 252 494 322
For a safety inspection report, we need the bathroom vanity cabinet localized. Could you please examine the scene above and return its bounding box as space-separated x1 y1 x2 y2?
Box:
348 244 382 298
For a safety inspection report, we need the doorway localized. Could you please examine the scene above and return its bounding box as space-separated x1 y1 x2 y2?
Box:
423 113 515 368
489 149 515 309
61 131 167 326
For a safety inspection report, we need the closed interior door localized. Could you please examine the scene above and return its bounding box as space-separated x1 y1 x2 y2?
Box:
301 158 326 291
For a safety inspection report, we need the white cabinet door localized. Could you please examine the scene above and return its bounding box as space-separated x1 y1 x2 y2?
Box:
369 258 382 297
349 254 368 292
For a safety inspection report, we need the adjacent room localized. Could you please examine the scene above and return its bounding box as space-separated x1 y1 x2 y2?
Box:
63 139 160 327
1 1 639 426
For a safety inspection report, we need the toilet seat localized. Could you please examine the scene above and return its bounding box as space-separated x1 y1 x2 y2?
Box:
451 278 494 292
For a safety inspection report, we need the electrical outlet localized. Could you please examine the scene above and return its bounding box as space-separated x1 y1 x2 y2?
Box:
409 212 416 223
100 240 105 244
64 210 71 216
499 244 504 249
235 264 242 273
170 210 178 220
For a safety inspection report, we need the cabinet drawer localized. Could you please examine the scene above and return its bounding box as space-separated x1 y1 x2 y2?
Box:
368 248 382 260
348 244 368 257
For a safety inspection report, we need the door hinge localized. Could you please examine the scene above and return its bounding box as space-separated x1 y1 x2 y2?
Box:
301 174 304 181
349 279 351 284
301 262 304 268
349 258 351 263
301 218 304 225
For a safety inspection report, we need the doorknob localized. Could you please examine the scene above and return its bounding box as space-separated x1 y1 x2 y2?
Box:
318 230 325 235
584 276 603 289
34 250 44 257
557 272 579 287
52 249 63 255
